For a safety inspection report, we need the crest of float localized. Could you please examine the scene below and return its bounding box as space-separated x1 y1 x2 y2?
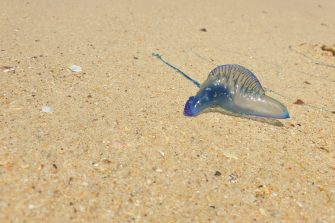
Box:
153 53 289 119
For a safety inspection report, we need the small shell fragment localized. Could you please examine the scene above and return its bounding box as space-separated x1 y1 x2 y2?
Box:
1 66 15 73
41 105 54 113
69 64 82 72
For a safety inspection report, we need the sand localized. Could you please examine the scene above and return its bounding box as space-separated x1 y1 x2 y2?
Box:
1 0 334 222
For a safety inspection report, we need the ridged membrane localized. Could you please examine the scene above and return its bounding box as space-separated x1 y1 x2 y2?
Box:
184 64 290 119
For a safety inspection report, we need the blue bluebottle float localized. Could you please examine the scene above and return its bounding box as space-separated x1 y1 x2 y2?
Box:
153 53 290 119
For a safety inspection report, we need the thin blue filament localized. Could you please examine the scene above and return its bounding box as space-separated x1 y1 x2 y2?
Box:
152 53 201 88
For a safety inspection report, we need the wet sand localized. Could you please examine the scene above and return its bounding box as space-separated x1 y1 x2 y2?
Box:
1 0 335 222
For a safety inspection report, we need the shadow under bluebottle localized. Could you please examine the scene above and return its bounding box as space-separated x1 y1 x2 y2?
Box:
153 53 290 120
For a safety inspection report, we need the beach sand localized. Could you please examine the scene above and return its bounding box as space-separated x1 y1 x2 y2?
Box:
1 0 334 222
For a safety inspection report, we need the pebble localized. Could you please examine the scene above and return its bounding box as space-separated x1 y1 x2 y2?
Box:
293 99 304 105
214 171 222 176
221 149 238 159
111 140 127 149
255 185 271 198
228 174 238 183
93 159 112 173
216 207 226 216
259 208 267 216
158 150 165 157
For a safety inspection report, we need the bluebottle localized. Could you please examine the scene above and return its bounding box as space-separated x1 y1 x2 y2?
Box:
153 53 290 119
